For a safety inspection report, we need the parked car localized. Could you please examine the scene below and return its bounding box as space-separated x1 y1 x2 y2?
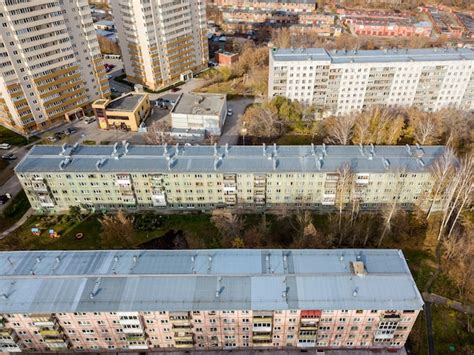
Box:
170 87 180 92
0 143 11 150
1 153 17 160
111 87 118 93
227 106 233 113
47 136 57 142
227 111 233 116
0 194 11 205
106 74 112 79
64 127 77 135
54 132 64 140
85 117 96 124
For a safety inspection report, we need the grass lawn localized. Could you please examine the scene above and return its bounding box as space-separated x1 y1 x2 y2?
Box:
0 213 219 251
0 125 38 146
0 190 31 232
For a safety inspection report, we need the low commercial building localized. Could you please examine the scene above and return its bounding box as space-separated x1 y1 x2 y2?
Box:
15 143 446 214
92 93 151 132
0 249 423 352
216 50 239 67
347 19 432 37
93 20 115 31
268 47 474 115
171 93 227 136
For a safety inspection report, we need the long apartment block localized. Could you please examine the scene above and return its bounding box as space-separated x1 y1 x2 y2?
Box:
0 0 110 135
269 47 474 115
0 249 423 352
111 0 209 91
15 143 446 214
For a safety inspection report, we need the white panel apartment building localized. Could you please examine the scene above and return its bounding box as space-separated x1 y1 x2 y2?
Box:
111 0 208 90
15 143 447 214
0 249 423 352
0 0 110 135
268 48 474 115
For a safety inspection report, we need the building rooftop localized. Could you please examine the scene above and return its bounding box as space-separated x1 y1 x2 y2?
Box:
106 93 147 112
15 143 446 174
94 20 115 27
0 249 424 313
172 93 226 116
271 47 474 64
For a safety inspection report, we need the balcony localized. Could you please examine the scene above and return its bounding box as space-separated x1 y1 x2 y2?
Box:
128 343 148 350
32 182 48 192
40 329 61 337
126 335 146 342
122 327 144 334
174 335 193 342
175 342 194 348
253 316 272 322
252 334 271 341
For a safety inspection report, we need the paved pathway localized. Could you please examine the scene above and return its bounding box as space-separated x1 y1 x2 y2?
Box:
0 208 32 239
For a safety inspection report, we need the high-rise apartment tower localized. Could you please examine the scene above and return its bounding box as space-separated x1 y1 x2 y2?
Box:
0 0 110 135
111 0 209 90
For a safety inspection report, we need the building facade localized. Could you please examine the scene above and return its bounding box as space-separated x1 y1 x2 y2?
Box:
15 144 446 214
268 48 474 115
0 249 423 352
111 0 208 91
92 92 151 132
0 0 110 135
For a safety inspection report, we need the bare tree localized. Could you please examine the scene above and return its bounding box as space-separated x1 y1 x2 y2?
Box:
99 209 135 247
335 163 353 240
408 110 443 145
325 115 356 145
243 105 284 138
271 28 291 48
426 147 457 219
436 154 473 241
145 120 172 145
211 210 244 243
377 171 406 247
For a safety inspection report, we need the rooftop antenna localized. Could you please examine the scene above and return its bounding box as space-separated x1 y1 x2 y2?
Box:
124 141 129 155
405 144 412 156
225 143 229 155
72 142 79 152
7 256 13 266
370 143 375 155
163 143 168 156
383 158 390 169
0 294 8 300
359 143 364 156
273 143 277 157
167 156 176 171
322 143 327 156
311 143 315 156
262 143 266 157
112 142 118 154
272 156 278 171
175 142 179 155
213 142 218 157
353 288 358 297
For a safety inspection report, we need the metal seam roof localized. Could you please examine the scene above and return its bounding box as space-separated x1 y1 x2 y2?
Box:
0 249 424 313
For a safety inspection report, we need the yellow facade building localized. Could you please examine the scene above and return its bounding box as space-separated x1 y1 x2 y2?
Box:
92 93 150 132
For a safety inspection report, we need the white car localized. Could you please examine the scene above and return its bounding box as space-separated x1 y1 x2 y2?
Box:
84 117 97 124
0 143 11 150
227 111 233 116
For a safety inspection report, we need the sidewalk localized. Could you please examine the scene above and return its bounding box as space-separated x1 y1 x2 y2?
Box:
0 208 32 239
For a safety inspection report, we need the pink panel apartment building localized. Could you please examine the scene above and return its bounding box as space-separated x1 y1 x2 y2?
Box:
0 249 423 352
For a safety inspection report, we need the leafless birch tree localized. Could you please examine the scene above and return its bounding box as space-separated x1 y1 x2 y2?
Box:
325 114 356 145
